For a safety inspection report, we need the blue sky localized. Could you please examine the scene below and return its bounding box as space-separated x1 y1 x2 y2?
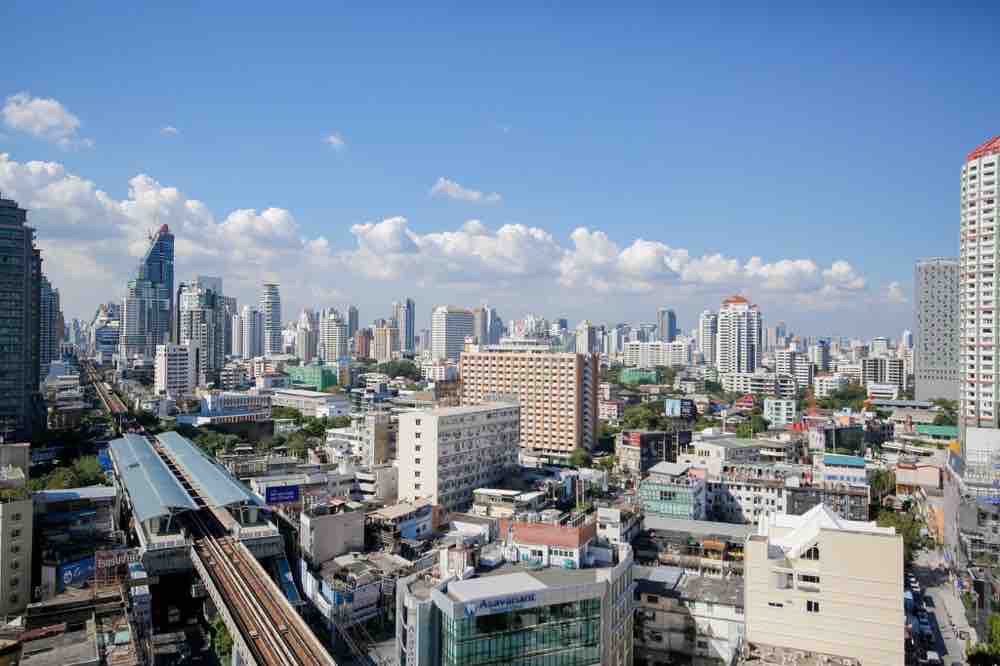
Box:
1 2 996 335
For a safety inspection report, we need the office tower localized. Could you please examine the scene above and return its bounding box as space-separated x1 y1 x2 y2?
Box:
744 506 904 665
575 319 596 354
119 224 174 363
176 280 225 386
808 340 830 373
657 307 678 342
432 305 474 360
913 257 959 401
460 348 599 462
39 275 63 374
397 402 520 511
259 282 282 356
318 311 348 362
90 304 121 366
154 343 194 397
716 295 763 374
697 310 718 367
961 137 1000 436
900 329 913 350
472 306 488 345
0 196 41 440
774 349 813 392
391 298 415 353
869 336 890 357
373 325 399 363
347 305 359 339
238 305 264 359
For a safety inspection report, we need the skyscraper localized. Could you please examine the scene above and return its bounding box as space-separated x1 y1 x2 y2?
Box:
0 196 41 440
176 278 226 386
432 306 474 360
914 257 959 401
697 310 718 367
318 310 348 362
716 295 763 374
575 319 596 354
960 136 1000 439
657 308 678 343
119 224 174 363
259 282 282 356
39 275 63 374
347 305 359 339
392 298 415 353
238 305 264 359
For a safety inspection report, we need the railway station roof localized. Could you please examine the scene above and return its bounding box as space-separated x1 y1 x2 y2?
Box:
155 431 260 510
108 433 198 523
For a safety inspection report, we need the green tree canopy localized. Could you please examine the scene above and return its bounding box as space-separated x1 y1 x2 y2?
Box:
377 360 422 381
568 448 592 468
271 406 304 423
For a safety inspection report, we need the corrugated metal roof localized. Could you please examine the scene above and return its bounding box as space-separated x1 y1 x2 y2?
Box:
34 485 116 503
823 453 866 468
109 434 198 523
155 431 260 509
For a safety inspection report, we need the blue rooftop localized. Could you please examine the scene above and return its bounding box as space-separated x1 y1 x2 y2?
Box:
823 453 866 469
34 485 117 503
109 434 198 524
155 431 260 509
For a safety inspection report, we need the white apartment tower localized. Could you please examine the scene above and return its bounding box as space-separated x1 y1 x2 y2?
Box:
154 343 194 397
576 319 597 354
318 311 348 362
431 305 474 360
0 478 32 618
716 295 762 374
238 305 264 359
396 403 520 512
914 258 960 401
259 282 282 356
697 310 718 366
961 138 1000 437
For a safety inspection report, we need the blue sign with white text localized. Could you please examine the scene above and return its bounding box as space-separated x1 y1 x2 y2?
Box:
265 485 300 504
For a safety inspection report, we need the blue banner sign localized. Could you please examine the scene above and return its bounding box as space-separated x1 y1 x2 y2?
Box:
265 485 300 504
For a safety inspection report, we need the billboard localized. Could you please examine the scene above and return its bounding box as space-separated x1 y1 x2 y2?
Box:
664 398 696 419
57 556 94 592
265 485 300 504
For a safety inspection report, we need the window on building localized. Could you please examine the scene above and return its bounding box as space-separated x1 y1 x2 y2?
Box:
806 600 820 613
802 545 820 560
646 594 659 604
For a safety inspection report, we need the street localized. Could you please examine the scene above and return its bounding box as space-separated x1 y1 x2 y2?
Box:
914 549 977 664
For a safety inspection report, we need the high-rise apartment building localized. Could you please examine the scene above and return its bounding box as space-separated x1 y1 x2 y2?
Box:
154 343 194 397
744 505 904 665
460 348 599 461
808 340 830 373
295 309 317 362
697 310 717 366
39 275 63 374
0 471 33 618
354 327 372 359
259 282 282 356
657 307 677 342
716 295 762 374
396 402 520 511
774 349 813 393
576 319 596 354
237 305 264 359
392 298 415 353
961 138 1000 437
0 196 41 440
914 257 959 401
373 325 399 363
318 310 348 362
431 305 474 360
176 279 225 386
119 224 174 364
220 295 238 357
862 357 906 390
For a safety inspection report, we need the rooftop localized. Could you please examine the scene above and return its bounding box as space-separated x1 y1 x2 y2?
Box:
633 565 743 606
643 515 753 541
109 434 198 523
648 461 693 477
411 401 519 418
155 432 260 510
34 485 116 503
271 387 344 399
822 453 866 468
448 562 601 601
760 504 896 559
369 499 432 521
968 135 1000 161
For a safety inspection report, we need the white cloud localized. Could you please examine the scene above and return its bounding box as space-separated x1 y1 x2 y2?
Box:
323 132 346 150
886 281 908 304
2 92 93 148
0 152 897 325
429 177 502 203
160 126 180 136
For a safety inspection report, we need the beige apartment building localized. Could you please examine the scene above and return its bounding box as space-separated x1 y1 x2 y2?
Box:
744 505 905 666
459 348 598 462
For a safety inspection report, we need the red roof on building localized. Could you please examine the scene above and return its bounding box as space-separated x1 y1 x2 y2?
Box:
967 136 1000 162
498 519 597 549
722 294 748 305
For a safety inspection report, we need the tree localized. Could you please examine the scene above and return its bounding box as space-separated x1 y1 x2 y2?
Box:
736 414 769 439
968 613 1000 663
271 406 303 423
210 616 233 662
818 383 867 411
654 366 678 386
44 467 80 490
869 469 895 504
704 380 724 396
876 509 925 565
72 456 107 486
568 448 592 468
377 360 422 382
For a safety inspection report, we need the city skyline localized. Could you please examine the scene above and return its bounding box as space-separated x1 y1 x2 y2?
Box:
4 4 998 335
